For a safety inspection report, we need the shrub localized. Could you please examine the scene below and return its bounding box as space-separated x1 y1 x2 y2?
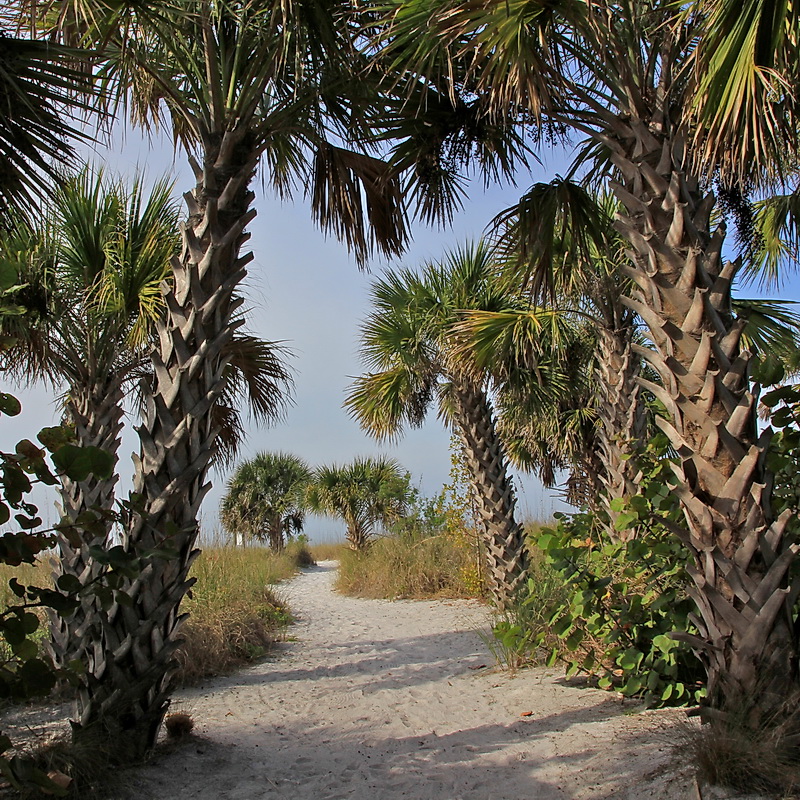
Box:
490 435 705 707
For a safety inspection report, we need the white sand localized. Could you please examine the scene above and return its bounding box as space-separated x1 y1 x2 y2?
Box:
1 560 707 798
117 560 697 800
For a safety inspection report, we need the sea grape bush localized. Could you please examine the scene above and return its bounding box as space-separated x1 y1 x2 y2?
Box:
0 392 157 794
494 433 706 707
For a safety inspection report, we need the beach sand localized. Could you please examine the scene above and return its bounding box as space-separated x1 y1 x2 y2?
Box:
5 560 704 799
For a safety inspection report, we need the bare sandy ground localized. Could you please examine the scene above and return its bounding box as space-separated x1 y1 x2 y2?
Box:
122 560 698 800
4 560 705 799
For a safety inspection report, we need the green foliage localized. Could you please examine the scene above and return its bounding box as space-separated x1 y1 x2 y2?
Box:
0 394 141 793
762 381 800 516
492 434 705 707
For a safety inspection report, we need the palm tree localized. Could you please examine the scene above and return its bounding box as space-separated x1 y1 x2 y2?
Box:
484 179 649 533
220 452 311 550
0 166 293 672
306 456 409 551
377 0 800 727
44 0 417 759
346 242 576 604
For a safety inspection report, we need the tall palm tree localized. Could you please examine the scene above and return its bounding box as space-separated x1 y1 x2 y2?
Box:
346 242 574 605
0 167 293 671
485 179 649 533
221 452 311 550
378 0 800 726
306 456 409 550
0 170 178 674
45 0 417 759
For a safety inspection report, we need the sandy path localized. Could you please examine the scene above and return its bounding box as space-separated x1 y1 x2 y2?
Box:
117 561 695 800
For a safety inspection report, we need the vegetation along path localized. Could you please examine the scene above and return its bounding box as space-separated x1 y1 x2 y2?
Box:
122 562 695 799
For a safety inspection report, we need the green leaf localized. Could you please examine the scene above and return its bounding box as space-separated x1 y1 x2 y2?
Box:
52 445 113 482
0 261 18 291
37 426 74 453
613 512 638 532
608 497 626 513
0 393 21 417
20 613 38 635
56 574 82 594
11 638 38 661
564 629 584 651
565 660 579 678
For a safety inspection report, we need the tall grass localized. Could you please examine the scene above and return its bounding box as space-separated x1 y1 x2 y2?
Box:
309 542 349 561
0 541 315 686
173 540 312 684
336 533 483 599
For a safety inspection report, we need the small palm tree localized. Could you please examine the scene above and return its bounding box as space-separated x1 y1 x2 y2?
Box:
221 452 311 551
306 456 409 550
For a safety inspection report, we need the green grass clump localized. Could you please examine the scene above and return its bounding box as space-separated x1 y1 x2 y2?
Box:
335 533 482 599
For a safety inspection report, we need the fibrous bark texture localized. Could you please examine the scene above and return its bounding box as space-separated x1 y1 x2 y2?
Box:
451 379 528 608
594 321 647 538
49 380 124 669
608 118 798 723
72 135 257 761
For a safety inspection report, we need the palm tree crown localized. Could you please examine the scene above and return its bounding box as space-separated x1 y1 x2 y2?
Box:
221 452 311 550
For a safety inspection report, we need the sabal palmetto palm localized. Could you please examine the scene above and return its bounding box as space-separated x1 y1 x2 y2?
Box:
0 167 178 669
484 179 649 533
44 0 417 758
306 456 409 551
346 241 575 605
0 167 177 520
0 167 292 669
379 0 800 726
220 452 311 550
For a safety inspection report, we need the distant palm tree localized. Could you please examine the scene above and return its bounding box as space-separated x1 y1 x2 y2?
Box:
221 452 311 550
306 456 409 551
346 242 575 604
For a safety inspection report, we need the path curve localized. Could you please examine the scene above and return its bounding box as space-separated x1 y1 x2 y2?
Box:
122 562 694 799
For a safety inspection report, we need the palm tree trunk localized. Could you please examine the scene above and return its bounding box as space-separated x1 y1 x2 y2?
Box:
594 319 647 538
49 379 124 670
607 117 798 724
71 135 258 761
450 378 528 608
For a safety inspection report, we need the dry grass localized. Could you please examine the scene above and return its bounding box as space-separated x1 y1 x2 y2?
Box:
173 543 313 684
309 542 349 561
336 533 484 599
684 702 800 798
